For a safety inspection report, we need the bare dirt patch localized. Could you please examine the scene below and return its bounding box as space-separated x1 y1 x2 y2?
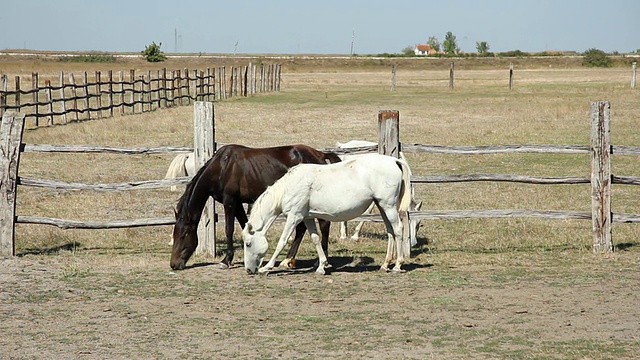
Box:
1 247 639 359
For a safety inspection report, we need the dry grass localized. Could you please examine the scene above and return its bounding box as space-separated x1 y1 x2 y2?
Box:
14 60 639 258
3 56 640 359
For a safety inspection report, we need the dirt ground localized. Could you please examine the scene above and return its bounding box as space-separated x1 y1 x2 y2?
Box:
1 244 639 359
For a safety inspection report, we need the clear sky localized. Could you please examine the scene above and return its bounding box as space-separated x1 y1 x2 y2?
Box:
1 0 637 54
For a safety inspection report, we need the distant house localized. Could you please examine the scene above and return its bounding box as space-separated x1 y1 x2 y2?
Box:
414 43 436 56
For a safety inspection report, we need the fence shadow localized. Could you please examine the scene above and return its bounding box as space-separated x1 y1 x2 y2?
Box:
615 242 638 251
19 241 81 256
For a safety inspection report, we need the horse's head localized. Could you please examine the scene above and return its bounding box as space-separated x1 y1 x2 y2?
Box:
242 222 269 274
170 212 198 270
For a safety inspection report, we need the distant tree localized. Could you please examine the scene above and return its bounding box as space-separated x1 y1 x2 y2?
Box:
402 45 415 56
476 41 490 54
427 36 441 52
443 32 460 54
582 48 612 67
141 41 166 62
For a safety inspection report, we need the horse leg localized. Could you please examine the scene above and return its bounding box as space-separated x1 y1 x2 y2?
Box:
339 221 348 240
259 215 302 273
376 202 406 272
318 219 330 257
235 204 248 229
280 222 307 269
302 219 330 275
220 203 239 268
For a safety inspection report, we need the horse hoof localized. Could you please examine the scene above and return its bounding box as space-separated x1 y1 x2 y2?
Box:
218 263 230 270
258 266 272 274
315 267 326 275
392 267 406 273
379 266 391 272
279 258 296 269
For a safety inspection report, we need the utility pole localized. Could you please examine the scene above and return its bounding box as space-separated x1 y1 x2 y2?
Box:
350 30 355 55
174 28 178 53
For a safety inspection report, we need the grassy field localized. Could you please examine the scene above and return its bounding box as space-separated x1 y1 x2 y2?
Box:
2 55 639 359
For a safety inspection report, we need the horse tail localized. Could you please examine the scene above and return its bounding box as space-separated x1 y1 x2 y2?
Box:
165 153 189 191
396 158 412 213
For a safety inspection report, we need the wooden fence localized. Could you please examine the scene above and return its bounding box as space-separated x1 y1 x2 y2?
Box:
0 63 282 127
374 105 640 253
391 61 638 91
2 101 639 257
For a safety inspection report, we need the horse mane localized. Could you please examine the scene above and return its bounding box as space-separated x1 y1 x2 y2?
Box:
175 154 215 223
248 167 295 228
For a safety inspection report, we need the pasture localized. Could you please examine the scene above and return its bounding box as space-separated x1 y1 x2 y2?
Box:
1 55 639 359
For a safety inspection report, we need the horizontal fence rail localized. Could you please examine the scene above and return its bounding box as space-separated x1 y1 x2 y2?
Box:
2 101 638 256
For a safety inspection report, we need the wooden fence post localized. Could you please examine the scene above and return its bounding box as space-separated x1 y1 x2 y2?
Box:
32 73 39 126
590 101 613 252
129 69 136 114
632 62 637 89
509 63 514 90
96 71 103 119
44 80 54 125
391 64 397 92
377 110 409 256
449 62 454 90
107 70 114 117
82 72 90 120
14 76 21 115
1 75 7 117
1 112 26 256
69 73 80 121
193 101 216 256
59 71 67 124
378 110 400 158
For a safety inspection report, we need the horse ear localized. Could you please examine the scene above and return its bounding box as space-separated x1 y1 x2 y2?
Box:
414 201 423 211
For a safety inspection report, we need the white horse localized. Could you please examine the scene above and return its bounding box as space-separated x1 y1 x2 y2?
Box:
164 152 197 191
242 153 412 275
335 140 422 246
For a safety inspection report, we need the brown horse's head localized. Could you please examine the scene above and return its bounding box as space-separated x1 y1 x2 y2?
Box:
170 162 211 270
170 210 198 270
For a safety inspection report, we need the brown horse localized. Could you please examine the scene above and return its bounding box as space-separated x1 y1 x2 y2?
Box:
170 144 341 270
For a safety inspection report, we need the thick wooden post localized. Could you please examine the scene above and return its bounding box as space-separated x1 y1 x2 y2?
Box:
377 110 409 255
378 110 400 158
632 62 637 89
590 101 613 252
193 101 216 256
1 112 26 256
